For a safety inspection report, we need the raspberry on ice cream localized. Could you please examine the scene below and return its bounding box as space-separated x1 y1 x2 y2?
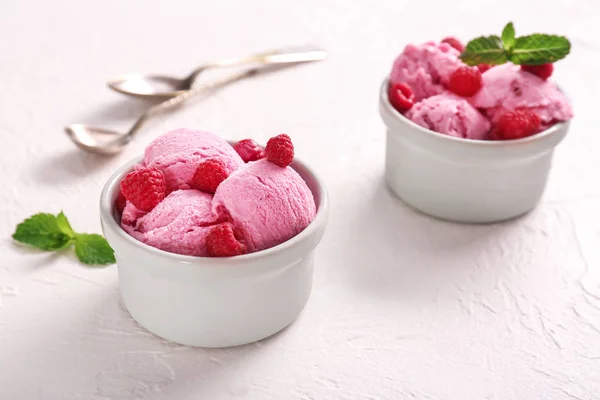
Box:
265 134 294 167
234 139 265 163
521 63 554 80
389 41 468 101
120 167 166 212
206 222 248 257
406 93 491 140
494 109 542 140
441 37 465 53
388 83 415 113
448 66 482 97
191 158 229 194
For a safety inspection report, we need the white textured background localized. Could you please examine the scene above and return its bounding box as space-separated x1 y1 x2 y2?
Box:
1 0 599 399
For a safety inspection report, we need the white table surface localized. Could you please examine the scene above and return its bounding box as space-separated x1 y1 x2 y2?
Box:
1 1 599 399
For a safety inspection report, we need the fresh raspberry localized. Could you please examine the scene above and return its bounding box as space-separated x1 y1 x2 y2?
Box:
233 139 265 163
441 37 465 53
116 190 127 214
265 134 294 167
120 167 166 212
206 222 247 257
191 158 229 194
495 109 541 140
388 83 415 113
448 66 483 97
477 64 492 73
521 63 553 80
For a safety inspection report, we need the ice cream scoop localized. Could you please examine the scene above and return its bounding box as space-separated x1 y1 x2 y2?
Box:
390 41 466 101
407 93 490 140
121 189 218 256
142 128 244 192
469 63 573 126
213 159 316 252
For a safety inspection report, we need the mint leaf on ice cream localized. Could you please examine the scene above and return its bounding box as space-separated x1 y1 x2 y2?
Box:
510 34 571 65
460 36 508 65
461 23 571 66
13 211 114 266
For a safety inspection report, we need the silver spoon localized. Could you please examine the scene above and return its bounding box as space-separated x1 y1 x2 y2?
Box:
66 66 269 155
107 45 327 100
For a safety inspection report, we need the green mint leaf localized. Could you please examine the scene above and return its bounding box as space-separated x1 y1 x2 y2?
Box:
509 34 571 65
502 22 516 52
12 213 73 251
56 211 75 238
460 35 508 66
74 234 115 266
13 211 115 266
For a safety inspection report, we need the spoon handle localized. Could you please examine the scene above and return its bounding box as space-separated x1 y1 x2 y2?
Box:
186 45 327 84
127 68 259 137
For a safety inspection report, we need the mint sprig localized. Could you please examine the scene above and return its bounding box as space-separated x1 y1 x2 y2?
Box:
460 22 571 66
12 212 115 266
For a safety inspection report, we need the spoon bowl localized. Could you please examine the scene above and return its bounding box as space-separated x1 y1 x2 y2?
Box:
65 124 129 155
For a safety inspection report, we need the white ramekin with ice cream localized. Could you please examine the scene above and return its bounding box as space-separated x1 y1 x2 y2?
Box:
380 38 573 223
100 130 329 347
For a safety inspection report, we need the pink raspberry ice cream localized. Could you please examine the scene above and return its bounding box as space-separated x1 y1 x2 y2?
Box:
122 189 218 256
388 38 573 141
119 130 316 257
143 128 244 192
407 93 491 140
390 41 467 101
213 159 316 253
469 63 573 126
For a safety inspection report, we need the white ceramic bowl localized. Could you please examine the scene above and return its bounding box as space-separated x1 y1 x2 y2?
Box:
379 79 570 223
100 156 329 348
